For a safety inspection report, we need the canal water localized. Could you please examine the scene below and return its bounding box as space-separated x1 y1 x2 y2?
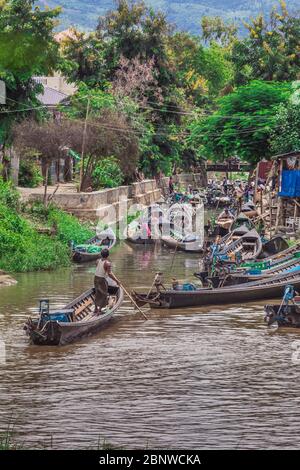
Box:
1 242 300 450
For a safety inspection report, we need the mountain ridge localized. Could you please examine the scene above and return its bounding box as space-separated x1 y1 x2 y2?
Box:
38 1 300 34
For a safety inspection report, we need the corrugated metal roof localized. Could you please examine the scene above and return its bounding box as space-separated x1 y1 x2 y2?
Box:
37 86 68 106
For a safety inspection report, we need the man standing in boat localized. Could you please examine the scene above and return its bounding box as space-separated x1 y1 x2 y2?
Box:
94 249 119 315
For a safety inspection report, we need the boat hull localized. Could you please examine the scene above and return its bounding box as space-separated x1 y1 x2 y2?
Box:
264 304 300 328
162 237 203 253
134 272 300 309
25 286 124 346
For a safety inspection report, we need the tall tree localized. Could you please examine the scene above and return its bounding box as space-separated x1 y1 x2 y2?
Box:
231 1 300 84
201 16 237 47
0 0 60 161
271 102 300 155
188 80 291 166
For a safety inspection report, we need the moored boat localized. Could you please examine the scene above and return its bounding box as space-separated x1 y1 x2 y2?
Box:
161 232 203 253
218 229 262 262
259 236 289 259
133 270 300 309
24 285 124 345
72 228 117 263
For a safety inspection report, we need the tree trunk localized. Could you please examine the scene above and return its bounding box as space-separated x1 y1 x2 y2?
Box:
43 163 49 207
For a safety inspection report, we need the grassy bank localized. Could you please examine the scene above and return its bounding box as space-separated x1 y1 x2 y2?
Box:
0 179 94 273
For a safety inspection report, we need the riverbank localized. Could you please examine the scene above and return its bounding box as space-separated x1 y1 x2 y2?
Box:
0 271 17 288
0 179 94 273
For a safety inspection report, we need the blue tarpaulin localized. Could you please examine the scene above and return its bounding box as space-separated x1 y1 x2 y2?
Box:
279 170 300 197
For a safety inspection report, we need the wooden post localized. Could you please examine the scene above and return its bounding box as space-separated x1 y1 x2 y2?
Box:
43 163 49 207
269 190 272 238
79 97 91 192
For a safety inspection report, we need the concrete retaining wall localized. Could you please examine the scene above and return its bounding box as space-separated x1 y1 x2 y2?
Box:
21 179 162 221
20 173 206 222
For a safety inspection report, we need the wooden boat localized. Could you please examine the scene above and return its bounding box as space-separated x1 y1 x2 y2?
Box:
161 232 203 253
218 257 300 286
132 270 300 309
72 228 116 263
231 213 254 232
264 303 300 328
219 224 250 247
218 229 262 262
24 286 124 346
241 202 258 218
260 241 300 264
258 236 289 260
216 217 233 232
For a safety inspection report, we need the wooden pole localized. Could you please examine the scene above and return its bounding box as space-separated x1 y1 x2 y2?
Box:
114 276 148 320
79 97 91 192
43 163 49 207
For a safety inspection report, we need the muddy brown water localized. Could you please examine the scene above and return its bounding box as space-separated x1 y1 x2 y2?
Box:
1 242 300 450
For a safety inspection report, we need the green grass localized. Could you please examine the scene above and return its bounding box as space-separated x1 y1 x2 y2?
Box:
0 180 95 273
0 203 71 273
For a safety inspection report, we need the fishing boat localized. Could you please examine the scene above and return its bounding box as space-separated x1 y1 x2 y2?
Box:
125 205 166 245
218 229 262 262
264 285 300 328
259 241 300 264
72 228 116 263
133 270 300 309
219 224 250 248
214 256 300 287
259 236 289 259
231 213 254 232
24 285 124 346
161 232 203 253
241 201 258 219
264 303 300 328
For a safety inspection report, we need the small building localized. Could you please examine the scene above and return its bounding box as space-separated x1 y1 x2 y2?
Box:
272 151 300 231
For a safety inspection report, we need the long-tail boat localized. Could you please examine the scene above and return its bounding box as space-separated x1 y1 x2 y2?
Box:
264 285 300 328
24 285 124 346
72 228 117 263
132 270 300 309
230 213 254 232
161 232 203 253
259 236 289 259
218 229 262 262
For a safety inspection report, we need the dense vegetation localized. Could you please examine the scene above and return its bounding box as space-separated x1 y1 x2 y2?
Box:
0 178 93 272
1 0 300 186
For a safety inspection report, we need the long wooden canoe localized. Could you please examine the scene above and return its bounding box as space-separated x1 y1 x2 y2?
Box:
133 270 300 309
161 232 203 253
24 285 124 346
72 228 117 263
218 229 262 261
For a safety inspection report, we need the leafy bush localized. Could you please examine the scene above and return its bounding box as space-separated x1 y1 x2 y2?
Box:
48 206 94 245
18 159 43 188
92 156 124 189
0 204 70 273
0 178 20 210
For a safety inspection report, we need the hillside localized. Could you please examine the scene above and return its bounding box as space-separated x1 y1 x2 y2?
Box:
38 0 300 34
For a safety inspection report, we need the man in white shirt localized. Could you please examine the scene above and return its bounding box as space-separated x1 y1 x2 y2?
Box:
94 249 119 315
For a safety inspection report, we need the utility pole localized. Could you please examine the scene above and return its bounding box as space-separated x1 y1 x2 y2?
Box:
79 97 91 192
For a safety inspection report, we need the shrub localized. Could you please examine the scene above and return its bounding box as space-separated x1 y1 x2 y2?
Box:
0 204 70 273
18 159 43 188
92 156 124 189
47 206 94 245
0 177 20 210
